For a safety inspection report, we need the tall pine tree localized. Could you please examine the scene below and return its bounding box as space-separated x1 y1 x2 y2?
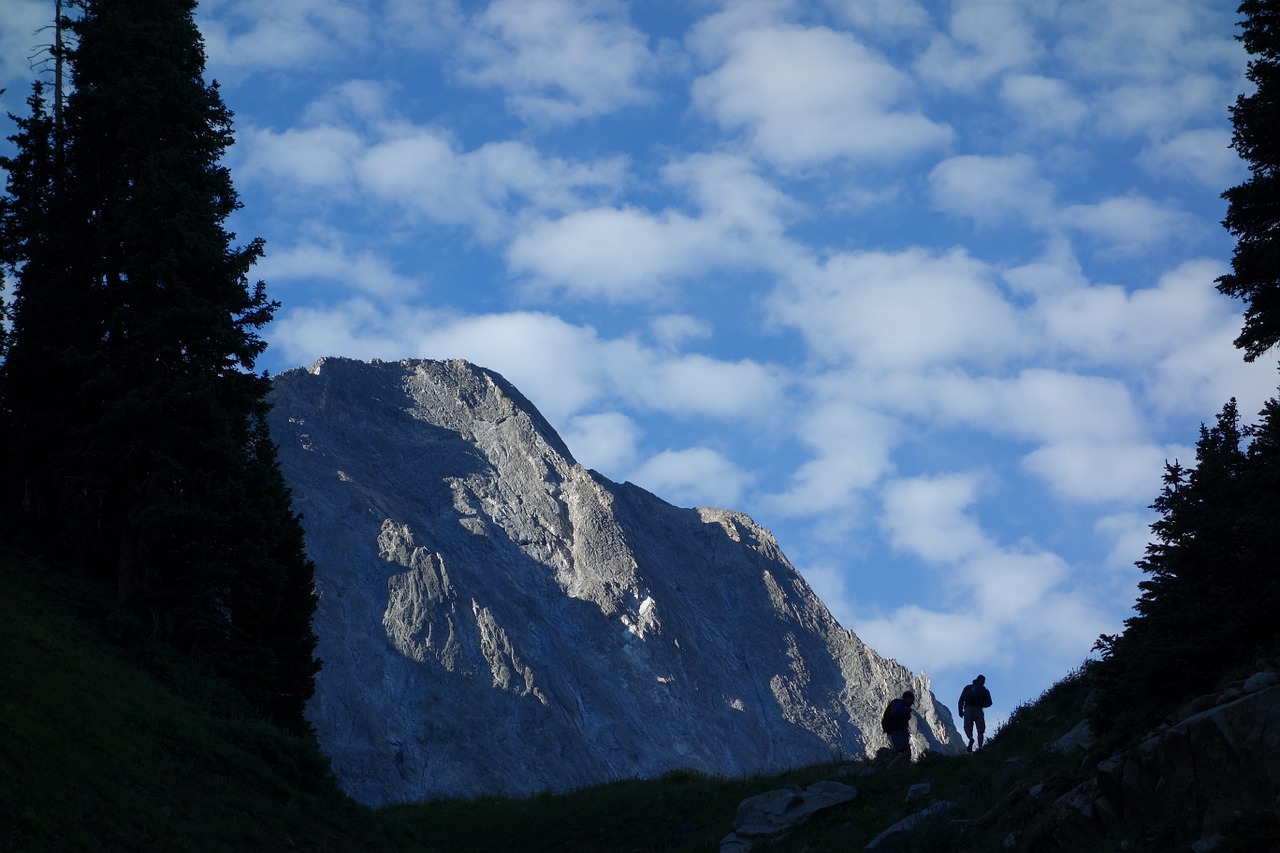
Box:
1218 0 1280 360
0 0 318 734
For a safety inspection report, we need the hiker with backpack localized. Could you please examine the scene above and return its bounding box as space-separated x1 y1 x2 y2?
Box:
881 690 916 769
958 674 993 752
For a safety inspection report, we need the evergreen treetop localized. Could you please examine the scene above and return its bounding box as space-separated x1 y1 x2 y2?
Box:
1218 0 1280 360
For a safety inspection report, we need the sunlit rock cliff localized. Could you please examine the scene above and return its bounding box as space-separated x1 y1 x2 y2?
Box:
266 357 962 805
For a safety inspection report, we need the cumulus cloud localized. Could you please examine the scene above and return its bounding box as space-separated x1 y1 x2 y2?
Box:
1094 512 1155 571
1059 194 1194 256
856 471 1111 681
1055 0 1232 84
199 0 371 75
928 154 1056 226
383 0 464 49
1022 441 1171 505
879 473 990 565
915 0 1043 91
763 398 900 517
561 412 642 475
507 153 797 300
1038 259 1235 368
239 124 365 191
1141 128 1243 189
256 238 422 299
651 314 712 350
457 0 656 124
1053 1 1241 141
358 133 625 242
240 100 627 245
999 74 1090 136
769 247 1027 370
826 0 929 33
691 22 951 168
628 447 754 509
507 206 710 300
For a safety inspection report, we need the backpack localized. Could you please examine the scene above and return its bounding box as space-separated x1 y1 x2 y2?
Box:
880 699 896 734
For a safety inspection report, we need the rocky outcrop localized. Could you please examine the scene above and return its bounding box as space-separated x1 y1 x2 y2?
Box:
267 357 961 805
1055 672 1280 846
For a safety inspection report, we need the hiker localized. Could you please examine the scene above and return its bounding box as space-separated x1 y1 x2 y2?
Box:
884 690 916 769
958 674 993 752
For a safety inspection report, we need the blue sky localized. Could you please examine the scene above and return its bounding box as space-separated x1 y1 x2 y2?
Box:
3 0 1275 729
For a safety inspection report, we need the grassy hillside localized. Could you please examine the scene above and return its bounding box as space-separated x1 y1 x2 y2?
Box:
0 548 389 852
1 545 1266 852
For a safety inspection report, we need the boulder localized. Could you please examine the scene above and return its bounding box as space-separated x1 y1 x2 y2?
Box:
720 780 859 850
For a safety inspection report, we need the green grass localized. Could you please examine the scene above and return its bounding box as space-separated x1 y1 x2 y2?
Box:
0 546 1244 852
0 549 390 852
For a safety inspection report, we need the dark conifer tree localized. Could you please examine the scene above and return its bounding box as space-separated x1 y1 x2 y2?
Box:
0 0 318 734
1093 396 1280 736
1218 0 1280 360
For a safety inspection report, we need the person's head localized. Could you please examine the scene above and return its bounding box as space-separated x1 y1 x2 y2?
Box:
974 675 985 685
903 690 915 704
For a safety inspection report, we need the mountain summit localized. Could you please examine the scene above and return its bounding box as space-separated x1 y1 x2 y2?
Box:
267 357 961 805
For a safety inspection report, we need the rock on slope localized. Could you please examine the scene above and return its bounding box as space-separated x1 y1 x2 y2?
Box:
267 357 961 805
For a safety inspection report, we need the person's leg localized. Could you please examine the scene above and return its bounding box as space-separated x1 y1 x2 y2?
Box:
963 715 974 751
975 714 986 749
887 731 910 768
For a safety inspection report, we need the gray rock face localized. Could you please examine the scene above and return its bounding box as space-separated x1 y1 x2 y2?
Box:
267 357 962 805
1055 673 1280 846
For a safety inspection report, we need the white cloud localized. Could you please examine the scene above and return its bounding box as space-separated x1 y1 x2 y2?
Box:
880 473 989 565
651 314 712 350
1056 0 1234 84
928 158 1196 256
626 354 788 421
931 369 1147 447
928 154 1056 226
562 412 642 475
1059 194 1193 256
507 206 709 300
1038 259 1234 368
769 248 1027 369
861 470 1110 684
691 23 951 168
240 124 365 191
825 0 929 33
199 0 371 75
1093 76 1228 141
763 395 900 517
1141 128 1243 189
1094 512 1154 571
915 0 1043 91
238 86 629 244
856 605 997 672
358 132 625 242
1052 1 1241 141
628 447 753 509
458 0 656 124
507 153 797 300
257 239 421 298
383 0 464 48
999 74 1089 136
1022 440 1171 505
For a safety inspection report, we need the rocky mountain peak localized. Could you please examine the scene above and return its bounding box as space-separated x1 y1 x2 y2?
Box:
268 356 962 805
